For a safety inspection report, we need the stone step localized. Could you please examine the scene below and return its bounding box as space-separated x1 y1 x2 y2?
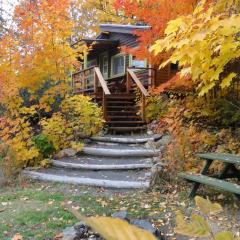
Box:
51 156 152 170
91 134 162 144
108 126 147 132
83 145 160 157
23 168 150 189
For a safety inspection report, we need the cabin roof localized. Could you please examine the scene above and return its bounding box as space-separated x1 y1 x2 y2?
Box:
82 39 119 45
99 24 151 34
82 39 119 53
80 39 120 56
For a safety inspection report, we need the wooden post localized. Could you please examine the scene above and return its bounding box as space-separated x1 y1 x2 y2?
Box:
94 69 98 95
72 74 75 94
141 94 146 122
152 69 156 88
82 71 86 92
102 92 107 121
126 70 131 93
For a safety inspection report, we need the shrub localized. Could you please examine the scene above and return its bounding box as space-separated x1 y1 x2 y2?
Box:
184 96 240 127
40 112 71 151
145 95 168 123
33 134 55 158
151 95 240 175
60 95 104 138
40 95 104 151
0 116 40 177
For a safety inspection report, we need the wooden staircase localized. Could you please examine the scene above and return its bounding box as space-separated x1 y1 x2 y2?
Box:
106 94 147 134
72 67 152 135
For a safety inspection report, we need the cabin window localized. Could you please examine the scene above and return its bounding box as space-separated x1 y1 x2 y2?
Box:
87 58 97 68
111 53 125 76
130 55 147 68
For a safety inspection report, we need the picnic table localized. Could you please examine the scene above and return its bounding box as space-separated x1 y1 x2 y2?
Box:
179 153 240 198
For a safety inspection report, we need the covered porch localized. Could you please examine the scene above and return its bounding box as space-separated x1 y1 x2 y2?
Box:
72 37 157 134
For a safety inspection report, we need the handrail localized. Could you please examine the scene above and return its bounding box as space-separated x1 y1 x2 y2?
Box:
128 67 156 71
94 67 111 95
127 69 150 97
72 65 97 76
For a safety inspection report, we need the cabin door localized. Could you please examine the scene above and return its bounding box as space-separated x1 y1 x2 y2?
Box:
99 52 108 79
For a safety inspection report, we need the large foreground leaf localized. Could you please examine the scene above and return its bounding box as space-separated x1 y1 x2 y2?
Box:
215 232 240 240
175 212 210 237
82 216 157 240
195 196 222 215
67 208 157 240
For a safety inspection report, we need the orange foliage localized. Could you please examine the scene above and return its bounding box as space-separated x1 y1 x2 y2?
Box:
114 0 198 65
152 73 193 94
0 0 85 171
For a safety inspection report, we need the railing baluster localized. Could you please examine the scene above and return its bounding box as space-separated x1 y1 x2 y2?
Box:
94 70 98 94
141 94 146 122
126 71 131 93
127 68 149 122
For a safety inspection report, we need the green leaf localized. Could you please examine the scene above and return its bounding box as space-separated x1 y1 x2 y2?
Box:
195 196 222 215
82 216 157 240
220 73 237 89
165 17 184 35
215 231 240 240
175 212 210 237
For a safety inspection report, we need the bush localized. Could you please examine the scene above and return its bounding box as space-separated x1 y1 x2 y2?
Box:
33 134 55 158
145 95 168 123
60 95 104 138
152 96 240 175
40 112 71 151
40 95 104 151
184 96 240 127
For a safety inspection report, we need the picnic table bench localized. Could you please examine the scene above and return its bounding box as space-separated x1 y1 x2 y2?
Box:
179 153 240 198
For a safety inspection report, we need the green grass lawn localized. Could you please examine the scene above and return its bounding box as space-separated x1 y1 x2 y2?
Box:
0 180 239 240
0 181 187 239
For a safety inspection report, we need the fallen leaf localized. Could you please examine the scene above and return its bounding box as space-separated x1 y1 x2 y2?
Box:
12 233 22 240
54 232 63 240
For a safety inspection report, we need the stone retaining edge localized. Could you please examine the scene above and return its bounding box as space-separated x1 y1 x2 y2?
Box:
22 170 150 189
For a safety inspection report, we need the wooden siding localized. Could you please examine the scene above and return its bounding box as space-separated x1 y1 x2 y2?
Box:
155 65 171 86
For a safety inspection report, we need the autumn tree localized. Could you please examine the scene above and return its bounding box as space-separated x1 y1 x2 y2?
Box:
151 0 240 96
70 0 130 41
0 0 86 170
114 0 198 65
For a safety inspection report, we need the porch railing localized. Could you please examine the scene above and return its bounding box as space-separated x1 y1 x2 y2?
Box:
127 68 150 122
72 66 111 119
128 67 157 89
72 66 95 94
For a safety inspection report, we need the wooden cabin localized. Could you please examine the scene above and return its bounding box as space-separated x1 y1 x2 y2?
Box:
72 24 176 134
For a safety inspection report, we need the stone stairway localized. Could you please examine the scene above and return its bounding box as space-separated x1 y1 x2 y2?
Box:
23 134 162 189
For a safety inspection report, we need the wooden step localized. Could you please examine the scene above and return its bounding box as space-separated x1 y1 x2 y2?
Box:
108 126 147 132
178 173 240 195
108 121 144 124
108 116 141 119
107 101 134 105
106 95 135 100
107 106 139 110
107 110 138 114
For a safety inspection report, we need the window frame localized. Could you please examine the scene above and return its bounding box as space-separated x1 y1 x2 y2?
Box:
129 55 147 68
99 51 109 79
86 58 97 68
111 53 126 77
